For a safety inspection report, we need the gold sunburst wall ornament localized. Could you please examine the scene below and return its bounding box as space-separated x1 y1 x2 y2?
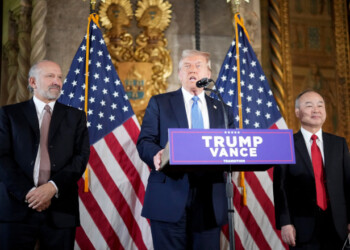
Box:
99 0 135 67
135 0 172 35
99 0 133 35
99 0 172 124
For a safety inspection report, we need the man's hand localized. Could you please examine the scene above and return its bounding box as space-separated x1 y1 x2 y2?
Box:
153 149 164 171
25 183 56 212
281 224 296 247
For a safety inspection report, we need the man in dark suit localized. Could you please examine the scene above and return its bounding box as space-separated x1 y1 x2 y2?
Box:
0 60 90 250
137 50 234 250
273 89 350 249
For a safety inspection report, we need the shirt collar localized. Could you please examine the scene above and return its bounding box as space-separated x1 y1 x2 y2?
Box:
33 96 56 113
181 87 206 104
300 126 323 143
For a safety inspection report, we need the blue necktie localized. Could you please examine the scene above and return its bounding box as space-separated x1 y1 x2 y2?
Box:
191 96 204 129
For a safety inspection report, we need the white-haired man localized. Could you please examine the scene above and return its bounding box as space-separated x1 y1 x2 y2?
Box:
137 50 235 250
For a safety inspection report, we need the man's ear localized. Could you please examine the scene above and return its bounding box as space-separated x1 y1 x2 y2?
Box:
207 71 211 79
295 108 300 118
28 77 36 89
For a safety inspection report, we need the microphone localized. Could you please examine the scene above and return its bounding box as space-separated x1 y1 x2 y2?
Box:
196 78 214 88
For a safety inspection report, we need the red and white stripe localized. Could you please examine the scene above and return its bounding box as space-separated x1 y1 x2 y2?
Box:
74 115 152 250
75 115 290 249
220 117 289 250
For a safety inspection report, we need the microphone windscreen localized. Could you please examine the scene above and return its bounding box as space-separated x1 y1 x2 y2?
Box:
196 78 211 88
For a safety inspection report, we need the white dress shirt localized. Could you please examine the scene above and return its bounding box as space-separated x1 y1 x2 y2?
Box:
300 127 325 164
181 87 210 129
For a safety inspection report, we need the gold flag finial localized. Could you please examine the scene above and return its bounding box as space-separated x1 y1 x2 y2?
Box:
82 0 105 12
91 0 96 11
231 0 241 14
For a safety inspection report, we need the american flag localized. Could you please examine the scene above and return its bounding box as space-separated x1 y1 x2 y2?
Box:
58 14 152 250
213 14 288 250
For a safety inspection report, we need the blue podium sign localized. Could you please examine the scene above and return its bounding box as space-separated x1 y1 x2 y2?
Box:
168 129 295 165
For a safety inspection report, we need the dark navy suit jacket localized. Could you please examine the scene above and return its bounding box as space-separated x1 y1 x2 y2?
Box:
274 130 350 243
137 88 234 225
0 99 90 228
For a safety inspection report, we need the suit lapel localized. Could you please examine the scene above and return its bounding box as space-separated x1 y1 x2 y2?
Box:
322 132 331 171
170 89 188 128
21 99 40 138
49 102 66 141
294 131 314 176
206 96 217 128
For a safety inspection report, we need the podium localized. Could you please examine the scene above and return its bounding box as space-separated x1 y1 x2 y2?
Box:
165 128 295 250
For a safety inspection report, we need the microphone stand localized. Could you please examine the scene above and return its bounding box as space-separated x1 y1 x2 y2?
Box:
203 86 235 250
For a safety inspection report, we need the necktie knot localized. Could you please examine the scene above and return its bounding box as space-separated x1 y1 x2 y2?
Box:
192 96 199 103
44 105 51 114
311 134 318 141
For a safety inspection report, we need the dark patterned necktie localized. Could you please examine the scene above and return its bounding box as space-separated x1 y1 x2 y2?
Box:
38 105 51 186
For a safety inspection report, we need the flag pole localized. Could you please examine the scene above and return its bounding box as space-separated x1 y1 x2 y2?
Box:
230 0 248 207
226 2 241 249
81 0 99 192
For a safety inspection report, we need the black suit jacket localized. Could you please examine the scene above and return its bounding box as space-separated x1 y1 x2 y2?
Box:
274 130 350 242
137 89 235 225
0 99 90 228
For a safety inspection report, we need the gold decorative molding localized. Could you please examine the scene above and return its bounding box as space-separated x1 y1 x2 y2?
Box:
13 3 32 104
2 41 18 106
268 0 295 130
30 0 47 65
99 0 134 64
267 0 350 144
99 0 172 124
134 0 172 92
333 0 350 143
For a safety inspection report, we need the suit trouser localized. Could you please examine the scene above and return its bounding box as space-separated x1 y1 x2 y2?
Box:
150 186 222 250
291 207 344 250
0 210 76 250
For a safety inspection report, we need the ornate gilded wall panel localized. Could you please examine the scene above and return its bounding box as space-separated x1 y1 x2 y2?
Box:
269 0 350 144
333 0 350 144
99 0 172 124
268 0 295 129
1 0 48 106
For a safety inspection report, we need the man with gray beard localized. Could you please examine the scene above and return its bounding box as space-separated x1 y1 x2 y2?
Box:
0 60 90 250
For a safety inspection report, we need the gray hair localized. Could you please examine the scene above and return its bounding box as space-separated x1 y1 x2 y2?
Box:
27 60 51 93
295 89 324 108
178 49 211 72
